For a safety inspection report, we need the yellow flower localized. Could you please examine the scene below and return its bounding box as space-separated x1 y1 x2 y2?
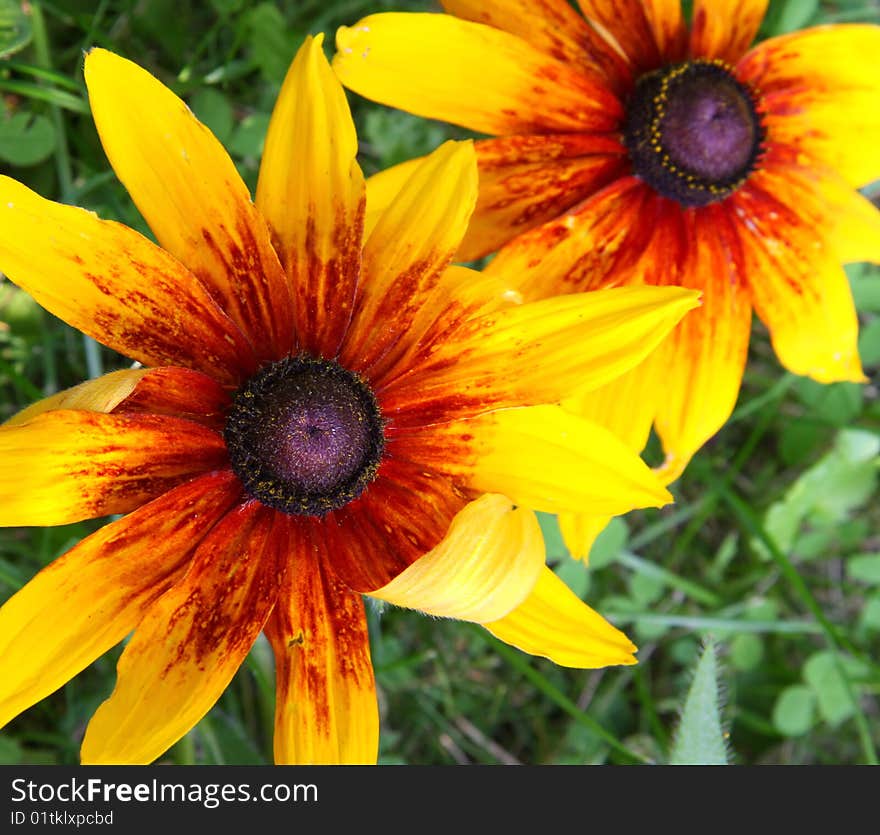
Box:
0 36 698 764
334 1 880 556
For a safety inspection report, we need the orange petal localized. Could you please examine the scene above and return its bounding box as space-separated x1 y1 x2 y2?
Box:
340 141 478 378
319 458 468 593
80 500 285 764
732 166 866 385
265 530 378 765
690 0 768 64
256 35 365 357
0 471 241 730
0 410 228 526
738 24 880 187
334 13 622 136
440 0 632 91
84 49 293 360
0 176 254 385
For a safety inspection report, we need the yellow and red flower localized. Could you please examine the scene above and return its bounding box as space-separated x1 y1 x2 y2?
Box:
334 1 880 555
0 38 698 763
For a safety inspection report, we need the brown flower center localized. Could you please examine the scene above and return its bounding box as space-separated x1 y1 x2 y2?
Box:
623 59 764 207
224 354 385 516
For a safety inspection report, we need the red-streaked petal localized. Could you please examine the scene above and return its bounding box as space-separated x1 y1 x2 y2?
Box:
80 500 285 765
334 13 622 136
732 168 866 385
0 176 255 385
340 141 478 379
265 529 378 765
256 34 364 357
84 48 293 360
0 410 228 526
0 471 242 730
440 0 632 92
738 24 880 187
690 0 768 64
319 458 468 593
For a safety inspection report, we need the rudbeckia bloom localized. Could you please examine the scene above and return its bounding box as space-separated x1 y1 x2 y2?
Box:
0 37 699 764
334 1 880 556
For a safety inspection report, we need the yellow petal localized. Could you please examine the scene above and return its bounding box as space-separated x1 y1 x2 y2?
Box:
81 501 284 765
371 494 544 623
484 567 636 668
3 369 149 427
266 531 378 765
0 410 228 526
256 34 365 357
341 140 478 376
364 156 423 241
690 0 768 63
334 13 621 136
0 471 242 730
557 512 613 563
84 49 293 359
0 176 254 385
380 284 701 424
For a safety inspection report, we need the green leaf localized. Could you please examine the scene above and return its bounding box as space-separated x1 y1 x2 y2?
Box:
189 88 234 144
0 111 56 166
859 594 880 632
730 633 763 672
848 554 880 585
0 0 31 59
536 511 566 559
776 0 820 32
772 685 816 737
227 112 271 159
669 638 729 765
246 4 298 83
858 318 880 368
803 651 861 727
588 516 628 569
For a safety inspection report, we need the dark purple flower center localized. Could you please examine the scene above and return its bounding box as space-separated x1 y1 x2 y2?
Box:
224 354 385 516
623 59 764 207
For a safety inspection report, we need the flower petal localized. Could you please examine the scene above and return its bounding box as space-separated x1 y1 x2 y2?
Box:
483 567 636 668
0 471 241 730
84 49 293 360
80 500 285 765
341 141 478 378
371 494 544 623
334 13 622 136
265 535 378 765
256 34 365 357
738 24 880 187
0 410 228 526
0 177 254 384
390 405 671 516
320 458 468 593
733 166 866 385
440 0 632 90
690 0 768 64
380 284 700 426
557 512 613 563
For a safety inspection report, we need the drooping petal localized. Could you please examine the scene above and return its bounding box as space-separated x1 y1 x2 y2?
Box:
320 458 468 593
0 471 241 730
389 405 671 516
484 177 654 300
645 205 752 481
84 49 293 360
0 410 228 526
371 494 544 623
3 369 150 427
690 0 768 64
256 34 365 357
379 284 700 426
738 24 880 187
265 526 378 765
440 0 632 91
732 166 866 385
0 177 254 385
81 500 285 765
334 14 622 137
557 513 613 563
484 567 636 668
341 141 478 378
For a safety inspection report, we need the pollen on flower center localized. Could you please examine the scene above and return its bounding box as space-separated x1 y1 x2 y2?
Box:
623 59 765 207
224 354 385 516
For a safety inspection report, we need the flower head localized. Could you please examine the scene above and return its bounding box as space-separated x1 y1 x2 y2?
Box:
334 1 880 502
0 37 698 763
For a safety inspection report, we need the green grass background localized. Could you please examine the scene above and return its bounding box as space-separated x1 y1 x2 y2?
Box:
1 0 879 766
